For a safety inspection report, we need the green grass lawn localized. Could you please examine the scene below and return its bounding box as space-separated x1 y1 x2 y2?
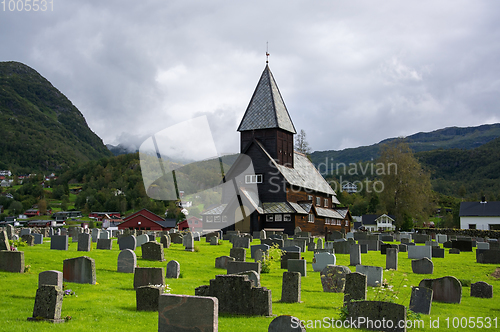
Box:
0 238 498 331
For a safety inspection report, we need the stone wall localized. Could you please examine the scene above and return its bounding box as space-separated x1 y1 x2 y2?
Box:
414 228 500 239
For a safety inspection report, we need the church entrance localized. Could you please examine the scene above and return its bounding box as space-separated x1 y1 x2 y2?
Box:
234 205 251 233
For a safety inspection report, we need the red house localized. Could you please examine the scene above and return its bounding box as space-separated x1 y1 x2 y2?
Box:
178 216 203 231
118 208 177 231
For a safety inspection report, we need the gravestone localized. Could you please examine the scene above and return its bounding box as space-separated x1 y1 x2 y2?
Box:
250 244 269 258
148 234 156 242
184 233 195 251
316 238 323 249
136 285 164 311
33 233 44 245
210 236 219 245
96 238 113 250
380 234 394 242
50 235 68 250
452 240 472 252
355 265 383 287
412 257 434 274
28 285 64 323
398 244 407 252
312 252 336 272
327 231 343 241
142 241 165 261
360 243 368 254
6 224 14 240
408 245 432 259
260 229 266 240
476 242 490 250
166 260 180 279
449 248 460 254
63 256 96 284
20 228 31 237
0 230 9 250
287 259 306 277
282 246 301 253
99 230 111 239
205 232 219 242
281 271 301 303
386 248 398 270
117 249 136 273
268 315 305 332
281 251 301 269
159 234 170 249
227 261 260 275
343 272 367 304
332 239 354 254
418 276 462 303
431 247 445 258
320 265 351 293
215 256 235 269
476 249 500 264
284 239 306 252
91 229 100 243
170 233 183 244
254 249 265 263
158 294 218 332
413 234 430 243
77 233 91 252
436 234 447 243
346 301 406 332
133 267 165 289
0 251 24 273
119 235 137 251
470 281 493 298
357 239 379 251
350 244 361 266
236 270 260 287
230 247 246 262
409 286 433 315
39 270 63 289
136 234 149 247
233 237 251 249
262 238 284 248
307 242 316 251
194 274 271 316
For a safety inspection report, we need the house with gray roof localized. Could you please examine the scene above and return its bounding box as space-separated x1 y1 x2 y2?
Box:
201 64 350 235
460 199 500 230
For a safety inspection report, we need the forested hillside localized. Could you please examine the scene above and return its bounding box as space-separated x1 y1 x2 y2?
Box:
0 61 112 173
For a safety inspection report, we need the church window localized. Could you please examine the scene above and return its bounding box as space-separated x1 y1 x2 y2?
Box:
214 216 221 222
308 214 315 223
316 197 321 206
266 215 274 222
275 214 282 221
245 174 263 184
284 214 291 221
206 216 213 222
324 198 328 207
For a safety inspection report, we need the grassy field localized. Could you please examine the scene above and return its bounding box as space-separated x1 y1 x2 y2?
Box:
0 237 498 331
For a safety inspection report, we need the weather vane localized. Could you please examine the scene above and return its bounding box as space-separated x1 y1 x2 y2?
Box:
266 42 270 63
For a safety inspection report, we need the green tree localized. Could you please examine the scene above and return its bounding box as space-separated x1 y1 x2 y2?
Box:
8 200 24 215
377 139 433 230
294 129 312 155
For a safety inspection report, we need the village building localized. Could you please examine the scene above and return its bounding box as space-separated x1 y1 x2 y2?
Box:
117 208 177 231
360 214 396 231
460 199 500 230
201 64 350 235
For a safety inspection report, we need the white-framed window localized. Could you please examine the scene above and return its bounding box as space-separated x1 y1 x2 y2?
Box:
345 220 349 226
274 214 282 222
245 174 263 184
206 216 213 223
326 218 331 225
266 215 274 222
324 198 328 207
308 214 315 223
316 197 321 206
307 195 313 201
214 216 221 222
284 214 291 222
222 215 228 222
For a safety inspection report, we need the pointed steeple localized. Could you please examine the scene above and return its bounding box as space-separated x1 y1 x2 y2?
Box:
238 65 296 134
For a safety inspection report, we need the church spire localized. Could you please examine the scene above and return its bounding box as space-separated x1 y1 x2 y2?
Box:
237 65 296 134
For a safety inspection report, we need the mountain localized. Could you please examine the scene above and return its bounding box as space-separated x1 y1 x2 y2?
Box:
106 144 138 156
0 61 112 172
310 123 500 172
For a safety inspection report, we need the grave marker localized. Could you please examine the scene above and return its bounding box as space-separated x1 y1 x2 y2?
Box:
117 249 136 273
166 260 180 279
281 271 301 303
409 286 433 315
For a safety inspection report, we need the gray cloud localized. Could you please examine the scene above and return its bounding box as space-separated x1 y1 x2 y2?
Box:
1 0 499 153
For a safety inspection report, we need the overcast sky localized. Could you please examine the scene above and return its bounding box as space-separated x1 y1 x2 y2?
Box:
1 0 499 155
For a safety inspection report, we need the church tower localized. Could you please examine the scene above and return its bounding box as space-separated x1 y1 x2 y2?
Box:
237 65 296 167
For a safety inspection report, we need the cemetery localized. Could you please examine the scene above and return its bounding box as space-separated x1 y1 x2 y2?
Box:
0 228 499 331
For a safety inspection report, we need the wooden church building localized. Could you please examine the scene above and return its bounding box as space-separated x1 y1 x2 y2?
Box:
201 64 351 236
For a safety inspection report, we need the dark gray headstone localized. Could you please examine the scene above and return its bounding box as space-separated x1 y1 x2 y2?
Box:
409 286 433 315
38 270 63 289
287 259 306 277
215 256 235 269
117 249 136 273
449 248 460 254
166 260 180 279
346 301 406 332
28 285 64 323
50 235 68 250
344 272 367 304
77 233 91 252
0 230 9 251
160 234 170 249
158 294 218 331
412 257 434 274
230 247 246 262
251 244 270 258
452 240 472 252
170 233 183 244
142 241 165 261
476 249 500 264
227 261 260 275
281 271 301 303
236 270 260 287
432 247 445 258
355 265 383 287
133 267 165 289
96 238 113 250
63 256 96 284
136 285 163 311
418 276 462 303
470 281 493 298
320 265 351 293
119 235 137 251
268 315 305 332
386 248 398 270
0 250 24 273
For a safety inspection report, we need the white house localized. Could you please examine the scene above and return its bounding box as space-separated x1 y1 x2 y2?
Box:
361 213 396 231
342 182 358 194
459 200 500 230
